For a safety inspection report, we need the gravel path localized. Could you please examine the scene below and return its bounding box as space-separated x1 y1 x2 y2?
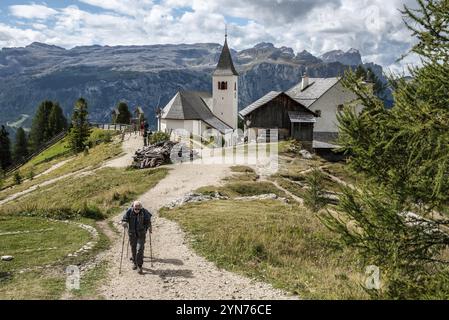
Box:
102 133 143 168
99 161 295 300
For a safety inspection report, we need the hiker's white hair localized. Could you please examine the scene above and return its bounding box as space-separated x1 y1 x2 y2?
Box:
133 201 142 208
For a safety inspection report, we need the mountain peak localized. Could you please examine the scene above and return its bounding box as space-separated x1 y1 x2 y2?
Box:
320 48 362 66
295 50 321 64
254 42 275 49
347 48 360 54
26 42 65 50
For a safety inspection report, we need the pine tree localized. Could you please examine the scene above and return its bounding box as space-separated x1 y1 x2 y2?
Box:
29 100 53 150
322 0 449 298
68 98 91 153
0 125 12 170
115 102 132 124
13 127 29 163
48 103 67 137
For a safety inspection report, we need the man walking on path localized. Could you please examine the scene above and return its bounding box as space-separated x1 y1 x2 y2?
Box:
121 201 152 274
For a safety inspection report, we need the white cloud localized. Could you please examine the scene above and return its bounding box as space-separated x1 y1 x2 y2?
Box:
9 4 58 20
0 23 43 47
78 0 154 16
1 0 420 70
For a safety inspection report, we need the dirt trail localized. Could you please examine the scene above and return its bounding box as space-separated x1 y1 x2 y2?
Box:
99 161 295 300
102 134 143 168
3 133 294 299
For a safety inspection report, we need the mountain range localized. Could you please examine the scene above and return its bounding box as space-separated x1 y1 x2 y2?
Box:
0 41 385 131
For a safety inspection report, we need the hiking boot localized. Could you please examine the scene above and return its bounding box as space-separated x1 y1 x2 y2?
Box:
132 264 137 270
138 267 143 274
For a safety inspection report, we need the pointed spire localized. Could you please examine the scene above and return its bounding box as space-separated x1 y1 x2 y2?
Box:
213 31 238 76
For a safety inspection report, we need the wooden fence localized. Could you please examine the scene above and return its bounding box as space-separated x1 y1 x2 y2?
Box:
3 123 132 176
90 123 132 132
3 130 68 176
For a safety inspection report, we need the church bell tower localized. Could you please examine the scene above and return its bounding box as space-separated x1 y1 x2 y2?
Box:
212 30 239 130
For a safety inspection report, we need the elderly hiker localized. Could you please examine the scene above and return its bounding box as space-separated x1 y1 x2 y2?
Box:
121 201 152 274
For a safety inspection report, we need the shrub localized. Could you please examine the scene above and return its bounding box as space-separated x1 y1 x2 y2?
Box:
148 131 170 145
27 166 35 181
88 130 113 146
14 171 22 185
303 168 327 213
78 202 105 220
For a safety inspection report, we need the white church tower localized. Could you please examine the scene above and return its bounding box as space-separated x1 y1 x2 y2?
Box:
212 32 239 130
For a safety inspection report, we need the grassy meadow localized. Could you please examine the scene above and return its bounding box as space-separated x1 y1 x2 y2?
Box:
161 151 369 299
0 130 169 299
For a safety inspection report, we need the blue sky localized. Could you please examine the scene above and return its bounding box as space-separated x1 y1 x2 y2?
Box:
0 0 419 71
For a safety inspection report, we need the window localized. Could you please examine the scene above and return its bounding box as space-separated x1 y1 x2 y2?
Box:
315 110 322 117
218 81 227 90
337 104 344 112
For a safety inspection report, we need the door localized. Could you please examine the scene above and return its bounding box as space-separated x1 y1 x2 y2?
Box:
291 123 313 142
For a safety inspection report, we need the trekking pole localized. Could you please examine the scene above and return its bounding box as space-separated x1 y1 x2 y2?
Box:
119 225 126 275
126 233 130 259
149 228 154 267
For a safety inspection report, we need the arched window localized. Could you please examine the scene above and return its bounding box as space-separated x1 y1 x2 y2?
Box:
218 81 228 90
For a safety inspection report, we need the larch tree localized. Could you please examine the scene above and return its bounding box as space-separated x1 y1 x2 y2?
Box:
68 98 91 153
321 0 449 299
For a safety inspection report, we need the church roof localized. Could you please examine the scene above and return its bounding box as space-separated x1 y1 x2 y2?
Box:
161 91 231 134
213 38 239 77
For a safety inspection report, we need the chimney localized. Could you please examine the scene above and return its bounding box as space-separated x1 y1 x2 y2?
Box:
301 68 309 91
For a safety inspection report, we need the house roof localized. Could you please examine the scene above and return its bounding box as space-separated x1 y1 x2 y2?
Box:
288 111 316 123
239 91 318 118
213 38 239 77
239 91 282 117
312 140 339 149
286 77 341 108
161 90 231 134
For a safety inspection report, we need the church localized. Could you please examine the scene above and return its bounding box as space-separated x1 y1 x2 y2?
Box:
159 35 239 137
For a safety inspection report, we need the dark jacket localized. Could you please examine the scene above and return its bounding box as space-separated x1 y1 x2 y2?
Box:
122 207 152 237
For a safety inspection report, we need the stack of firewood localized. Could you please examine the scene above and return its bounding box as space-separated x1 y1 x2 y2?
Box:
132 141 199 169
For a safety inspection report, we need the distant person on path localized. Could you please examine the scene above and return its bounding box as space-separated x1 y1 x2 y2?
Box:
143 121 149 147
121 201 152 274
140 121 144 136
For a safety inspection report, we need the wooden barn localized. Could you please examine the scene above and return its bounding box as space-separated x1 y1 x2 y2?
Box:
239 91 317 149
